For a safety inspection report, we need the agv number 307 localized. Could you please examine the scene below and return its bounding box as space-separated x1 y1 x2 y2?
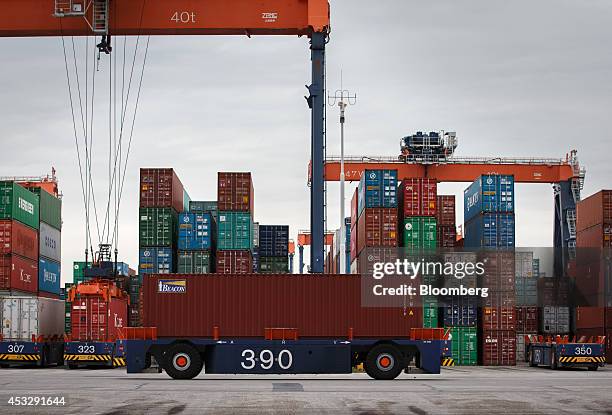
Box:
7 344 24 353
241 349 293 370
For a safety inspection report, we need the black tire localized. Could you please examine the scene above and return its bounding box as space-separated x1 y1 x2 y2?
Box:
0 364 10 369
528 351 537 367
364 344 404 380
163 344 203 380
588 365 599 371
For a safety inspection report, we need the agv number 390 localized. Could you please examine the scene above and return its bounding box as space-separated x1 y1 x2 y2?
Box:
241 349 293 370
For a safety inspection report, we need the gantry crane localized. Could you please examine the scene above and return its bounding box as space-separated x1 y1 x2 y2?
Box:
314 145 585 273
0 168 60 197
1 0 330 273
296 230 334 273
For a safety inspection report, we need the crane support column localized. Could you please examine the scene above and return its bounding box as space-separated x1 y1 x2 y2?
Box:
299 245 305 274
309 31 326 273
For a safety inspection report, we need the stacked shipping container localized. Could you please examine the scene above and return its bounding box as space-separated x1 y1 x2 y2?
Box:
350 170 398 274
464 175 517 365
514 252 538 361
258 225 289 273
216 173 254 274
177 212 214 273
574 190 612 362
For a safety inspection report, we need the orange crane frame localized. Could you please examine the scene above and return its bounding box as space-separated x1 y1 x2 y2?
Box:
2 0 331 273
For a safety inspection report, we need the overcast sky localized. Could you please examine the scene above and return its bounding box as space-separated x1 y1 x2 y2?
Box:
1 1 611 282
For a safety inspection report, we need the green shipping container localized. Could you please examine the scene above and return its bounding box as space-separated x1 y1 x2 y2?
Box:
139 207 178 247
73 261 87 280
189 201 218 222
259 256 289 274
217 211 253 250
402 217 437 249
28 187 62 230
177 250 212 273
0 181 40 229
423 296 439 328
446 326 478 366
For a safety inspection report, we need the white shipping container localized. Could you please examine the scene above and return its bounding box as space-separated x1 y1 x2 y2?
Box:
253 222 260 247
39 222 61 262
541 306 570 334
0 296 65 340
515 252 534 279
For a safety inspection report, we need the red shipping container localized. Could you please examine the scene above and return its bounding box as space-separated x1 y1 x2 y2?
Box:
398 178 437 217
350 219 358 264
216 250 252 274
351 187 358 230
481 307 516 330
515 306 538 333
482 290 516 308
140 168 185 212
575 306 605 329
37 291 60 300
356 208 398 256
481 252 515 292
573 251 611 307
537 278 570 306
70 296 128 342
576 190 612 232
0 220 38 260
436 225 456 248
0 254 38 294
350 248 399 276
142 274 422 338
436 195 455 226
217 172 254 213
480 330 517 366
577 223 612 248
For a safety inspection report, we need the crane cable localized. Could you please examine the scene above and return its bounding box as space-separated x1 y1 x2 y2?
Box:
60 4 150 262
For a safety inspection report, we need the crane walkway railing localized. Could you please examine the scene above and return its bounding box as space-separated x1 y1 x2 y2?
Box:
325 155 572 166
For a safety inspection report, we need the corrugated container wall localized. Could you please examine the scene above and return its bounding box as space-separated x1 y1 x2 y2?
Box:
178 212 214 250
464 175 515 222
398 178 437 217
436 195 456 226
70 295 128 342
216 250 252 274
139 247 174 275
189 200 218 222
401 217 436 249
0 296 64 340
0 182 40 230
356 208 398 255
177 251 212 274
139 208 178 247
38 257 61 295
217 172 254 213
0 220 38 260
357 170 398 214
140 168 185 213
217 212 253 250
27 187 62 230
259 257 289 274
0 254 38 293
464 213 515 248
446 326 478 365
259 225 289 257
39 222 61 262
480 330 516 366
142 274 422 338
576 190 612 232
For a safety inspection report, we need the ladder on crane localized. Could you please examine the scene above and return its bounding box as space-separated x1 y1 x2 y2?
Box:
54 0 108 34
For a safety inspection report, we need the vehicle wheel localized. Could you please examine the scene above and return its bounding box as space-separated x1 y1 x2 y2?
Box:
587 365 599 371
364 344 404 380
163 344 203 380
550 352 558 370
528 351 537 367
0 364 10 369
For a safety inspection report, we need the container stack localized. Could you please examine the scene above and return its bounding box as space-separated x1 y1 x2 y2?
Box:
436 195 456 248
258 225 289 273
399 178 437 250
574 189 611 362
0 181 40 296
252 222 260 272
441 252 479 365
139 168 187 276
514 251 538 361
349 170 398 274
464 174 517 366
177 211 215 273
216 173 254 274
333 217 351 274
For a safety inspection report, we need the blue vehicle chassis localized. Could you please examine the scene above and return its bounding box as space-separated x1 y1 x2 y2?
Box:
126 337 448 379
528 342 605 370
64 341 126 369
0 340 64 367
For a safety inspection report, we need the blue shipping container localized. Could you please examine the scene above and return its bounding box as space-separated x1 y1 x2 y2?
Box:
464 213 515 248
99 261 130 276
358 170 398 214
464 175 514 222
39 257 61 295
345 219 351 252
178 212 214 250
139 247 173 275
252 248 260 272
259 225 289 257
441 296 478 327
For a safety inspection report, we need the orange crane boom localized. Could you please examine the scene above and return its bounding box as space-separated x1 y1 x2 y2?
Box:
0 0 329 37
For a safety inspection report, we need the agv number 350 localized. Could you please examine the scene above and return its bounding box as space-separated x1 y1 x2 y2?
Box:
241 349 293 370
574 346 592 355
